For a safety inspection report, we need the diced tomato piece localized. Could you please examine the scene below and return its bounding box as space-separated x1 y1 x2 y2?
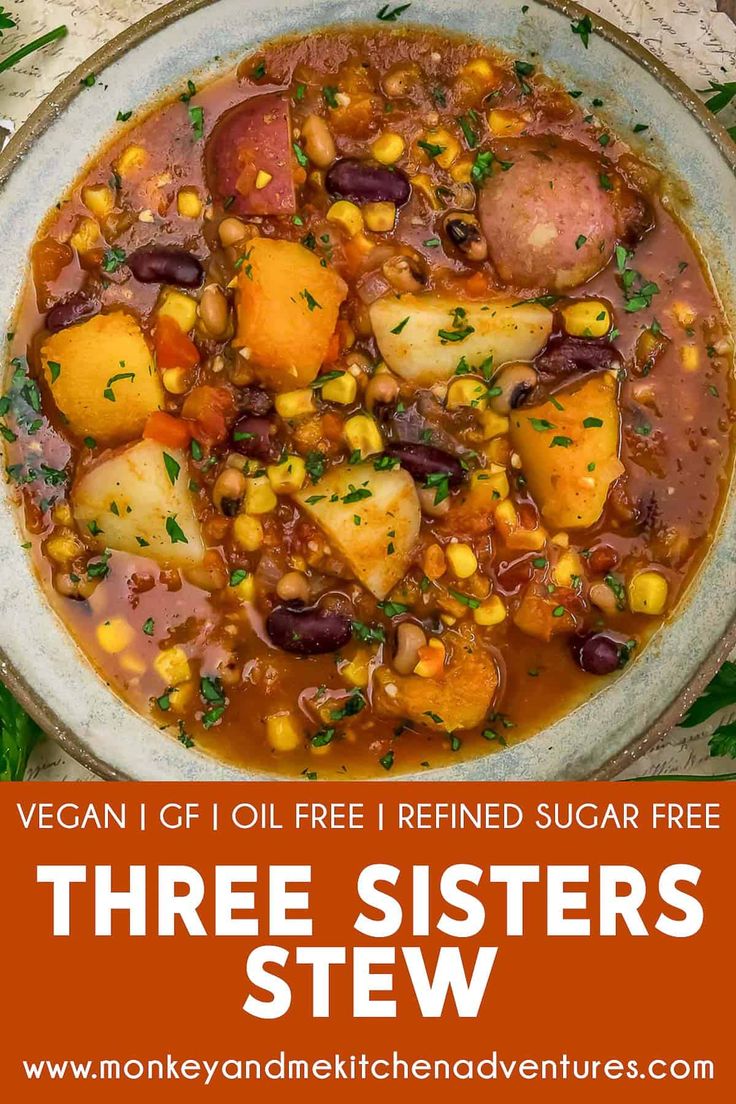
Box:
181 385 235 445
154 315 201 371
32 237 74 309
143 411 193 449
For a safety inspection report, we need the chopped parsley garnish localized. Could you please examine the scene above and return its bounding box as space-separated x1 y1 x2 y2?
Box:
529 417 555 432
162 452 180 485
229 569 248 587
331 691 366 721
323 85 339 108
352 621 386 645
550 436 573 448
305 450 326 483
142 618 155 636
449 590 481 609
180 79 197 103
583 417 603 428
575 235 587 250
165 515 188 544
571 14 593 48
457 110 479 148
378 600 410 618
301 288 321 311
293 141 309 168
102 247 126 273
87 551 111 580
604 573 626 611
312 728 335 748
376 3 411 22
188 105 205 140
390 316 410 335
116 110 132 122
418 139 446 160
425 470 450 505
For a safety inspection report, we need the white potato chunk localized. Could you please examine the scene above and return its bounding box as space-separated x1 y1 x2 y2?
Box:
294 461 420 599
72 439 205 567
369 293 554 385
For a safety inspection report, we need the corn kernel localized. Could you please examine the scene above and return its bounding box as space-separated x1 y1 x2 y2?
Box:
245 475 278 515
494 499 518 532
553 549 584 587
267 454 307 494
423 543 447 580
450 158 474 183
266 712 303 751
52 503 73 527
45 532 85 564
154 646 191 686
446 542 478 579
96 618 134 654
420 127 461 169
628 571 668 615
363 201 396 233
176 186 203 219
471 464 509 503
671 301 696 328
157 288 198 332
413 638 446 678
371 131 405 164
119 653 146 676
169 681 196 713
327 200 364 237
561 300 611 339
507 527 547 552
551 531 570 548
275 388 316 420
344 414 384 457
410 173 442 210
489 109 527 136
69 217 100 254
162 367 191 395
321 372 357 404
480 410 510 439
460 57 498 89
232 514 264 552
254 170 273 190
81 183 114 220
473 595 507 626
115 144 148 176
680 344 699 372
446 376 488 410
232 573 256 602
341 651 371 688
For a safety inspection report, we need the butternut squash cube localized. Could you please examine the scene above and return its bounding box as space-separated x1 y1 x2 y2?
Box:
509 374 624 529
234 239 347 391
41 312 163 444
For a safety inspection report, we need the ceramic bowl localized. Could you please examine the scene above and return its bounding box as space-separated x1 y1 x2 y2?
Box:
0 0 734 781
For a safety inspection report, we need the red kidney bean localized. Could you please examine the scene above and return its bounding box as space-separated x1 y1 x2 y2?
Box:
570 631 632 675
266 603 353 655
230 414 280 461
326 159 411 205
238 387 274 417
588 544 619 574
128 247 203 288
383 442 465 487
536 336 623 378
46 293 100 332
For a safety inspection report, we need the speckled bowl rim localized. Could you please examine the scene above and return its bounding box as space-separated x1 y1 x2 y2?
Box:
0 0 734 782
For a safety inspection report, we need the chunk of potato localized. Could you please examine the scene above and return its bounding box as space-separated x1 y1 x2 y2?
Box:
234 239 347 391
373 627 498 731
294 461 420 599
369 293 553 386
72 439 205 567
41 312 163 444
509 373 624 529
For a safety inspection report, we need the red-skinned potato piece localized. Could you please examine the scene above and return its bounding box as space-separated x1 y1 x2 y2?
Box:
206 93 296 216
478 137 650 292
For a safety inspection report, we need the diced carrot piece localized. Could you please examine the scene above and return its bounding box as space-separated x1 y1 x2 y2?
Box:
143 410 192 449
181 385 235 445
154 315 200 371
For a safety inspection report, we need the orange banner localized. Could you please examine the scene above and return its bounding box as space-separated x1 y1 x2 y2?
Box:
1 783 732 1100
